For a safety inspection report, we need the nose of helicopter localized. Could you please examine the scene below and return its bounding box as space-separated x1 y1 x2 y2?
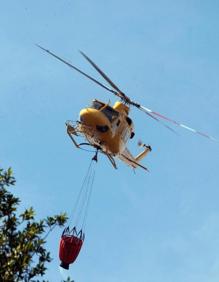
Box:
79 108 110 130
79 108 95 125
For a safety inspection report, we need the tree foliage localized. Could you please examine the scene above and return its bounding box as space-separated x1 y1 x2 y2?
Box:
0 167 73 282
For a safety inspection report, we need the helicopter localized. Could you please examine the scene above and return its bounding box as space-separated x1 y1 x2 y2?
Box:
37 45 218 171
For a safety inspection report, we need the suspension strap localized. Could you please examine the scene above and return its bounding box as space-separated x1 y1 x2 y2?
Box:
82 167 95 230
68 156 96 231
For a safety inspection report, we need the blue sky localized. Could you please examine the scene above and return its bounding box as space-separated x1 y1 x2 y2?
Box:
1 1 219 281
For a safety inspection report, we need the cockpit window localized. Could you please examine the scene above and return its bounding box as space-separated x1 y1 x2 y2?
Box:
90 100 104 110
101 106 119 122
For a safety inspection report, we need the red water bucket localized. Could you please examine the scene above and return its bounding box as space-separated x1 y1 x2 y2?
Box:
59 227 84 269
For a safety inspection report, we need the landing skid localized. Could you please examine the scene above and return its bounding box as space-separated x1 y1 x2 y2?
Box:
66 123 147 171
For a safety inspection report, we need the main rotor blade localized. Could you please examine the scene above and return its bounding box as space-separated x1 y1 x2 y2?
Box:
137 104 178 134
79 51 130 102
36 44 118 95
140 104 218 142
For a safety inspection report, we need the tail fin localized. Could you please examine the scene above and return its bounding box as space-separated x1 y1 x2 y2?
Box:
135 144 152 162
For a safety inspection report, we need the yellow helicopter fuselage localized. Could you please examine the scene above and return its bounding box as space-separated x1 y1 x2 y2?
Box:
79 100 134 155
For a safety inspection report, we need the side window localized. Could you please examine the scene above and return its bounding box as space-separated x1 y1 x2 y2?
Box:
91 100 104 110
126 117 132 125
101 106 119 121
